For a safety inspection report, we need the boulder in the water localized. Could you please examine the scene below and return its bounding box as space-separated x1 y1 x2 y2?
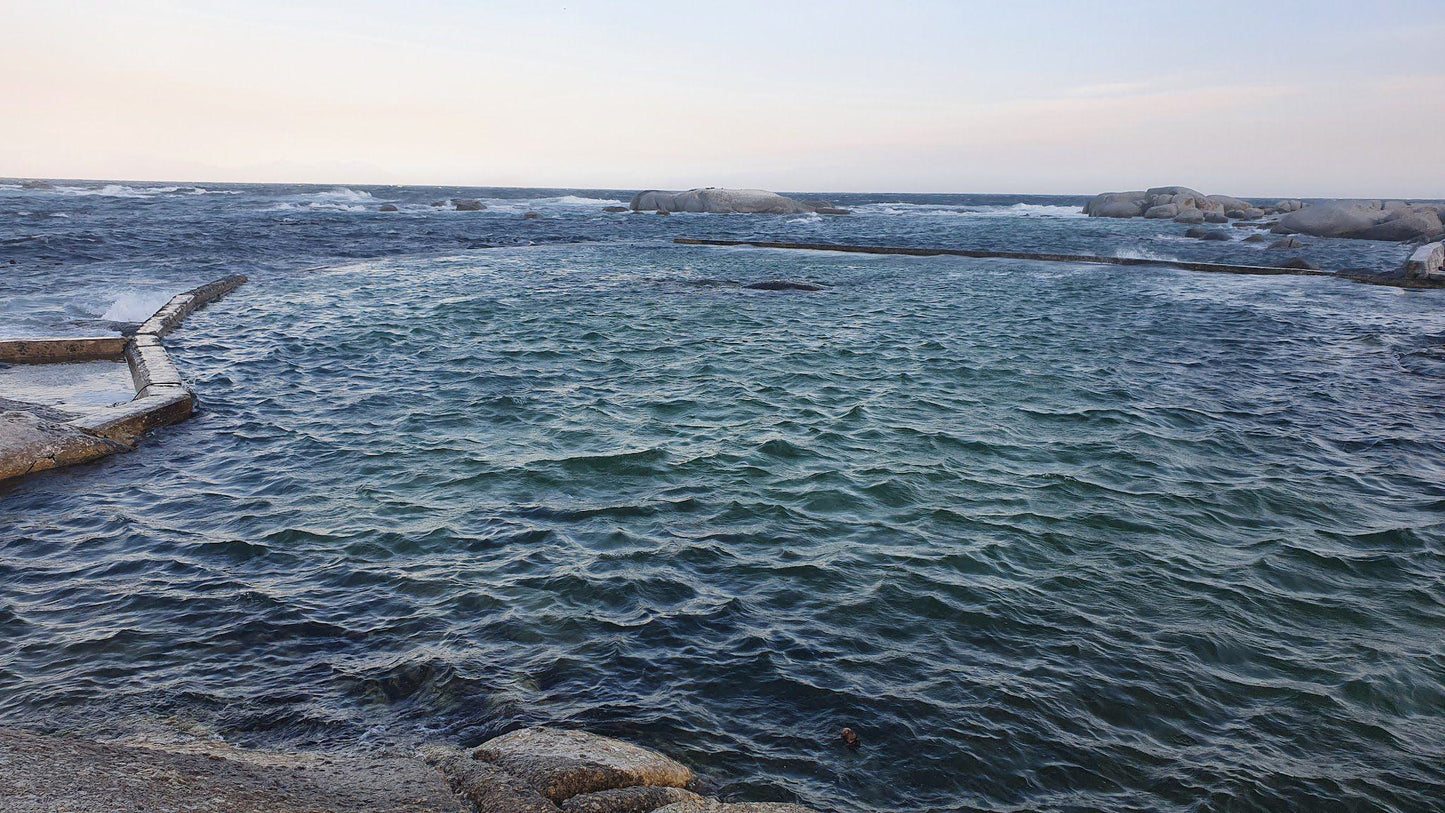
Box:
1173 208 1206 224
378 204 398 212
1269 236 1306 250
1279 257 1317 270
1144 203 1179 219
453 199 485 211
602 206 628 213
522 212 542 220
631 188 813 215
472 727 693 804
1082 191 1148 218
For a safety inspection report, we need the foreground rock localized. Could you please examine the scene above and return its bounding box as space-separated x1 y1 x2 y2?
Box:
0 727 466 813
473 728 694 803
0 401 127 481
631 188 814 215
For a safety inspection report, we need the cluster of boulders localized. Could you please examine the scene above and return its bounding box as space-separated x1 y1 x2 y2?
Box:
1083 186 1298 224
425 728 817 813
630 188 849 216
1084 185 1445 243
1275 199 1444 242
424 198 486 211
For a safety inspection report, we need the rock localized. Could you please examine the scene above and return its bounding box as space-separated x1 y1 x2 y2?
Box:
799 200 833 211
1 406 129 482
1276 199 1386 238
453 199 485 211
1184 227 1210 238
1146 186 1220 212
379 204 399 212
1239 208 1267 220
656 210 670 216
1405 242 1445 280
1204 211 1230 223
1274 199 1305 213
1279 258 1317 270
653 801 817 813
430 199 449 207
1269 236 1306 250
630 188 813 215
1173 209 1206 224
1082 191 1148 218
473 728 693 804
603 206 628 213
523 212 542 220
745 281 824 291
811 207 852 215
562 787 702 813
428 751 561 813
1207 194 1252 213
1354 207 1443 242
1243 234 1266 243
1144 203 1179 219
1199 229 1233 241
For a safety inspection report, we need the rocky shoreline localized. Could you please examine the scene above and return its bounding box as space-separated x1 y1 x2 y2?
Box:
0 726 819 813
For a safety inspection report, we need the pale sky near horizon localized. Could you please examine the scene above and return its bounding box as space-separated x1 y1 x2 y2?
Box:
3 0 1443 197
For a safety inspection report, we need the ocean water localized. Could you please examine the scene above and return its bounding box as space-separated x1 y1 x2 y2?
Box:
1 182 1443 812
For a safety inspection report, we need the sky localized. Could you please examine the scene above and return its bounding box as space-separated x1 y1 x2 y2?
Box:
3 0 1443 197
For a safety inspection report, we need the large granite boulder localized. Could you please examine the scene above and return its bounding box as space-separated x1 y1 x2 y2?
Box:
1146 186 1221 212
473 728 693 804
1144 203 1179 219
1276 200 1386 237
1355 207 1443 242
1173 208 1206 224
453 199 486 211
630 188 813 215
1277 200 1443 241
1082 191 1148 218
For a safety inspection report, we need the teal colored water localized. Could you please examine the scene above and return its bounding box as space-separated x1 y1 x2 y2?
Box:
2 183 1444 811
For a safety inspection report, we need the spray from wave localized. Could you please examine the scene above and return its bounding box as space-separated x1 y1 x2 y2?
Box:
100 290 173 322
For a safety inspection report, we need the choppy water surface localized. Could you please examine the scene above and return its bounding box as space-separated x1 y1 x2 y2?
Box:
2 182 1444 812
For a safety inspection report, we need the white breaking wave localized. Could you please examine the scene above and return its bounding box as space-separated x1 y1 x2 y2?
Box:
1112 247 1178 262
100 290 174 322
55 184 180 198
266 201 368 213
306 187 375 203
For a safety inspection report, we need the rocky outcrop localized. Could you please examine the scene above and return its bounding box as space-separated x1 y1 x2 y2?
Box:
453 199 486 211
653 802 816 813
630 188 814 215
1276 200 1445 242
1085 186 1444 243
562 787 703 813
379 204 398 212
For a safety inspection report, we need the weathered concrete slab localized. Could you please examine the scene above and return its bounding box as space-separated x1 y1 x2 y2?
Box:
0 727 468 813
1406 242 1444 280
0 336 127 364
126 334 184 391
70 387 195 444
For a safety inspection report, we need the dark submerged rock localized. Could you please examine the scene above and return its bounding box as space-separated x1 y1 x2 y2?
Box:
378 204 399 212
453 199 485 211
745 280 825 291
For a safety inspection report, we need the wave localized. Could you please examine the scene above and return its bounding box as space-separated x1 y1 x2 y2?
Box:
53 184 181 198
265 201 369 213
100 290 174 322
1112 247 1179 261
305 187 375 203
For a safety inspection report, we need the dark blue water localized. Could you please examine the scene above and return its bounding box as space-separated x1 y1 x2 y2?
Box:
2 181 1443 812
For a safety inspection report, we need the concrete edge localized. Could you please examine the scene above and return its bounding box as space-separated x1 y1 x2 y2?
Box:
674 238 1445 289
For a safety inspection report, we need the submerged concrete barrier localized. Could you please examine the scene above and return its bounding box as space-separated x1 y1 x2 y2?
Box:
674 238 1443 289
0 274 247 482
